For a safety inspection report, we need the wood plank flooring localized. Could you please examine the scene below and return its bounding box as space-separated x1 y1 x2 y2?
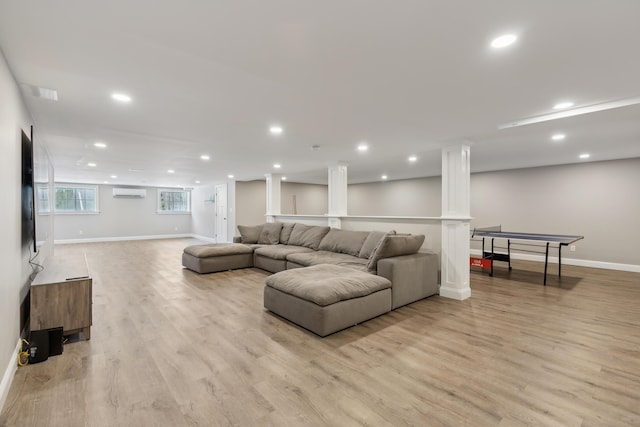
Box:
1 238 639 426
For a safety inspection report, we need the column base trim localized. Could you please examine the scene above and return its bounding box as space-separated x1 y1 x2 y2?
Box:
439 285 471 300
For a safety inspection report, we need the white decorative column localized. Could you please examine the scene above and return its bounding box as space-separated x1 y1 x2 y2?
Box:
327 162 348 229
265 173 281 223
440 145 472 300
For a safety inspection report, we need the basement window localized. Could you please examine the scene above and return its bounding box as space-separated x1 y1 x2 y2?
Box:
157 189 191 214
54 185 99 214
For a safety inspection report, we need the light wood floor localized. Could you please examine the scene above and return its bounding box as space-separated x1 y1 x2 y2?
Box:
1 238 639 427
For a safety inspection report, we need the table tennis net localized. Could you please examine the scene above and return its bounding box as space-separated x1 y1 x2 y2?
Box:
472 225 501 237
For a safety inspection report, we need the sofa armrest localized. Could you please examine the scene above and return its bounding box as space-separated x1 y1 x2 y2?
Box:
233 236 242 243
376 252 439 309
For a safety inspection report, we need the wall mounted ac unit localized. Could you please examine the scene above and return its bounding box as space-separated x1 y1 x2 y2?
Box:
112 188 147 198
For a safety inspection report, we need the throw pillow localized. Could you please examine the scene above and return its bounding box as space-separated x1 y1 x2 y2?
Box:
318 229 369 256
279 222 295 244
237 224 264 244
287 224 330 250
358 230 394 259
258 222 283 245
366 234 425 270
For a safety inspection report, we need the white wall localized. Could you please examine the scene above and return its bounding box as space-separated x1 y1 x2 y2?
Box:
34 144 54 253
191 184 217 240
348 177 441 216
226 180 236 243
235 180 266 228
54 185 191 242
281 182 328 215
0 50 54 411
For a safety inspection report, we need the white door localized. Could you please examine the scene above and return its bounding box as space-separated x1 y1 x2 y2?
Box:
215 184 227 243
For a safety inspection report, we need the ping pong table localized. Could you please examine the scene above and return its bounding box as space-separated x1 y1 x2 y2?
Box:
470 225 584 285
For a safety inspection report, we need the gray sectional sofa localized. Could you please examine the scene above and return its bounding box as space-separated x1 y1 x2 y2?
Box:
182 222 439 336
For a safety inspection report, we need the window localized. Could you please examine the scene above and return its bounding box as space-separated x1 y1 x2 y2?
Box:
158 189 191 214
54 185 99 213
36 184 50 214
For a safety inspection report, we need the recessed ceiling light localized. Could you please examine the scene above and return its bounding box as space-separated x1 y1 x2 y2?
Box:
94 142 107 148
579 153 590 159
490 34 517 48
88 162 97 167
357 143 369 152
111 93 132 103
269 125 283 135
408 155 417 162
281 176 287 181
168 169 175 173
103 181 109 184
381 175 388 180
110 175 117 179
227 174 234 179
551 134 566 141
553 101 574 110
273 163 281 169
195 180 201 184
200 154 210 160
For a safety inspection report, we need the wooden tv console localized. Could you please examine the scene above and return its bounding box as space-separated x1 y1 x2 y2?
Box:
30 253 92 340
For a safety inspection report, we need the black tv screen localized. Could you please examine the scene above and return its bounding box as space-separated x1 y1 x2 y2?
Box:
21 128 37 254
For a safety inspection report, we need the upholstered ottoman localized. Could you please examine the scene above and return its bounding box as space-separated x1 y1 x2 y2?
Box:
264 264 392 337
182 243 254 274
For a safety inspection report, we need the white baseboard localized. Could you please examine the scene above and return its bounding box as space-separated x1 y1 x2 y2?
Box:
190 234 217 243
0 339 21 414
54 233 193 245
470 249 640 273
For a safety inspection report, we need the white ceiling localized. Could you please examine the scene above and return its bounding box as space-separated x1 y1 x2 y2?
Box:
1 1 639 187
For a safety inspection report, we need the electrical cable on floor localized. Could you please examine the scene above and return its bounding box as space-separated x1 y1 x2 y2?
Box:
17 339 30 366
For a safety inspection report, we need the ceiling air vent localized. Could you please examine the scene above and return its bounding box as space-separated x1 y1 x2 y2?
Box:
21 83 58 101
112 188 146 198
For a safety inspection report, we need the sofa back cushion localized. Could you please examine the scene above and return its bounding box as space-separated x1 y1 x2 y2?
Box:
279 222 296 244
258 222 283 245
358 230 390 259
287 224 330 250
318 229 369 256
237 224 264 244
366 234 426 270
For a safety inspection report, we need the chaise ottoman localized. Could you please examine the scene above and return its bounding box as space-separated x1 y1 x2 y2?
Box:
182 243 254 274
264 264 392 337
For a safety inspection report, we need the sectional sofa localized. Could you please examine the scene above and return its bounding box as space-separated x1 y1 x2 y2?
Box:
182 222 439 336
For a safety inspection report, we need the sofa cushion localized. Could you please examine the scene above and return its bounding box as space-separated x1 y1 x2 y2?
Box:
254 244 313 260
287 251 371 273
286 250 366 267
184 243 254 258
367 234 426 270
279 222 295 244
265 264 391 307
318 229 369 256
358 231 389 259
287 224 330 250
258 222 283 245
237 224 264 244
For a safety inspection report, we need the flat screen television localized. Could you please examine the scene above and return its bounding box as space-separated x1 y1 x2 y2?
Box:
21 127 37 254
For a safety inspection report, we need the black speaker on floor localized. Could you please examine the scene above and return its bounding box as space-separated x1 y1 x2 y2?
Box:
28 327 64 364
47 327 64 356
28 329 49 364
